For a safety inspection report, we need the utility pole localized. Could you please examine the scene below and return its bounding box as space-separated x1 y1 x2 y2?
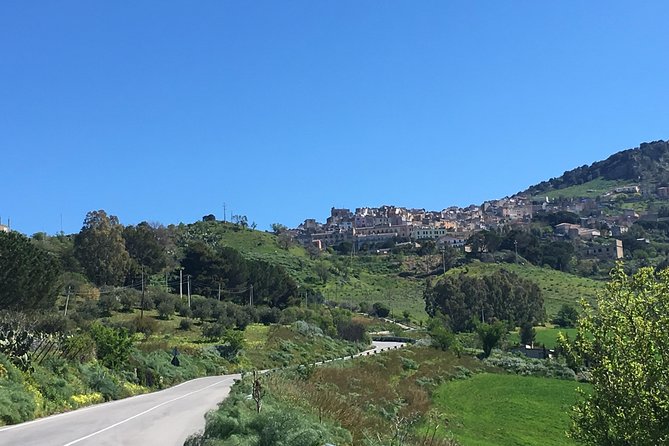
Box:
179 268 183 300
63 286 71 317
442 249 446 273
249 284 254 306
223 203 227 222
140 267 145 319
187 275 191 308
165 272 168 293
218 282 221 301
514 239 519 263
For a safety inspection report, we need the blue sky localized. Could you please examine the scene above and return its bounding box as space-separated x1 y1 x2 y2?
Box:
2 1 668 235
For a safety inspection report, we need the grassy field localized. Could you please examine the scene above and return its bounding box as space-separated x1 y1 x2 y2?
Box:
432 373 590 446
323 267 427 321
531 178 630 200
508 326 579 348
446 262 603 319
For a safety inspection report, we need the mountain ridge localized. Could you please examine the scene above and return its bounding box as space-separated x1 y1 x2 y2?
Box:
522 139 669 198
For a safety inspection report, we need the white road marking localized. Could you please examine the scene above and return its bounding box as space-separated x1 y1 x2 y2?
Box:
0 375 230 434
63 377 235 446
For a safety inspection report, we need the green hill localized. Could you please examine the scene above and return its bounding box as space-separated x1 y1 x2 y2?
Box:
174 221 428 319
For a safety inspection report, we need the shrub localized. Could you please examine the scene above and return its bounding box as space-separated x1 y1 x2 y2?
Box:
157 299 175 320
257 306 281 325
119 289 140 312
0 381 36 425
177 302 192 318
33 311 70 334
179 318 193 331
336 320 369 343
292 321 323 337
89 323 134 370
73 299 100 322
202 322 226 341
124 316 158 336
372 302 391 318
98 293 121 317
63 332 96 363
78 363 122 400
400 356 418 371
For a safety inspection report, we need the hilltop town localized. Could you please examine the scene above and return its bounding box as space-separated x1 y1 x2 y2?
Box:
288 181 669 262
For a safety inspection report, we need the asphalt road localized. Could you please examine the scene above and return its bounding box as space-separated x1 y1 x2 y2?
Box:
0 341 403 446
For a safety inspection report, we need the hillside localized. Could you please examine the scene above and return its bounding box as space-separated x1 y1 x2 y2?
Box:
524 139 669 198
445 262 603 318
174 220 429 319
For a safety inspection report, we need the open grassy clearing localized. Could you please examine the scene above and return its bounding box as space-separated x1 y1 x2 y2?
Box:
432 373 590 446
508 326 579 348
446 262 603 319
531 178 630 200
323 270 427 321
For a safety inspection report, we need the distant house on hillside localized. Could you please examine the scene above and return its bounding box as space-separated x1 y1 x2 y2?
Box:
511 345 553 360
583 239 624 260
0 224 9 233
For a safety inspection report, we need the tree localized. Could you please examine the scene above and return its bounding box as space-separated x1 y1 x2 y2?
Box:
476 321 506 358
0 231 61 310
568 264 669 445
277 232 294 250
519 321 536 346
74 210 130 286
315 262 330 284
427 316 456 351
123 222 169 275
271 223 288 235
553 303 579 328
424 269 544 332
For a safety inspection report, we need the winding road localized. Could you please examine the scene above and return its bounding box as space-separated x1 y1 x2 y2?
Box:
0 341 403 446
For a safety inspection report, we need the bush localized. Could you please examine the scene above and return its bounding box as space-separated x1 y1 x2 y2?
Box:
119 289 140 312
179 318 193 331
33 311 70 334
257 306 281 325
157 300 175 320
0 381 36 425
124 316 158 336
177 302 192 318
292 321 323 337
63 332 96 363
202 322 226 341
98 293 121 317
336 320 369 343
78 363 122 400
89 323 134 370
372 302 391 318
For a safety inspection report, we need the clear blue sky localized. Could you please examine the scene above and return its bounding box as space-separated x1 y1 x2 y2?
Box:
2 1 668 236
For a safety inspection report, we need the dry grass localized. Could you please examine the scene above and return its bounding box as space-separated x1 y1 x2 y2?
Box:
264 346 490 445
